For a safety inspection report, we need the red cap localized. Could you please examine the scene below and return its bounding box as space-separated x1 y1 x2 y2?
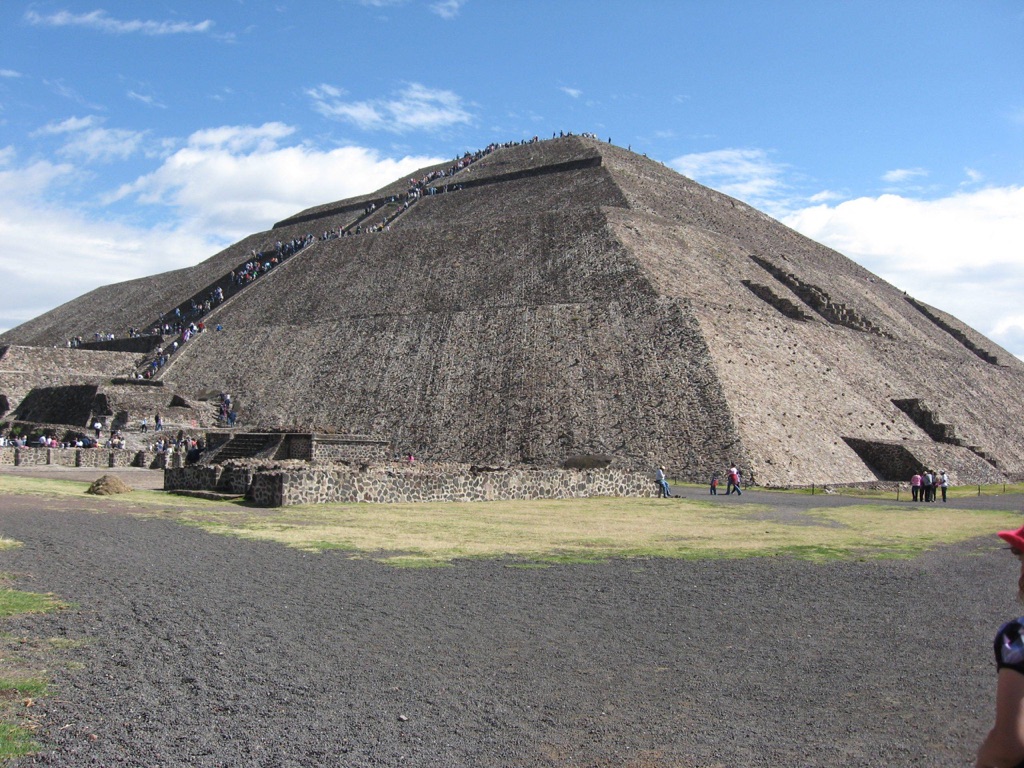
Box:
998 525 1024 551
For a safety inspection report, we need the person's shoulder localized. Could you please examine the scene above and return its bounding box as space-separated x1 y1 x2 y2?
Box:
995 618 1024 672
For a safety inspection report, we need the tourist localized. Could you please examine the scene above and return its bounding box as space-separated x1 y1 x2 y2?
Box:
977 524 1024 767
939 470 949 502
911 472 922 502
155 413 163 431
655 466 671 498
140 417 148 433
710 472 719 495
93 420 102 439
923 470 935 503
726 465 742 496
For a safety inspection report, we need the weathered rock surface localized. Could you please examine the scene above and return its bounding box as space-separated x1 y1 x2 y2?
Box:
3 136 1024 485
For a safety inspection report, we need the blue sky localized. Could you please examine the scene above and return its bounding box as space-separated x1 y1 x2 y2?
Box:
1 1 1022 353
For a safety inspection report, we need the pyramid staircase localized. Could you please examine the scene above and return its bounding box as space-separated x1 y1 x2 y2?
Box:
202 432 284 464
892 398 1001 470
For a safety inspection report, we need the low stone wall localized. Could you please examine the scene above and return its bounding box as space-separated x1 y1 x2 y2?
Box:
164 465 222 491
309 434 390 462
0 447 153 469
50 448 78 467
167 461 657 506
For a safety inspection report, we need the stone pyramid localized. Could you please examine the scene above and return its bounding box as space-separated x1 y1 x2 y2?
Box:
3 135 1023 486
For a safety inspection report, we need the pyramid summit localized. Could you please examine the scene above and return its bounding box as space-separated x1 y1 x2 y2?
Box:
2 134 1023 487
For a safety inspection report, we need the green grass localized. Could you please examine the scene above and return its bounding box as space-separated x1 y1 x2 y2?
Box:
0 722 37 759
0 589 65 618
25 480 1008 566
1 475 1021 569
0 574 70 761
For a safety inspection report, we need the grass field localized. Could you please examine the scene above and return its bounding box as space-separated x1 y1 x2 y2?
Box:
1 474 1019 567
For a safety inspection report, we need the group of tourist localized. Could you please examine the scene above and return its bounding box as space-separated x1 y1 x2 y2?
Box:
655 463 746 498
909 469 949 502
216 393 238 427
149 434 202 459
0 430 110 449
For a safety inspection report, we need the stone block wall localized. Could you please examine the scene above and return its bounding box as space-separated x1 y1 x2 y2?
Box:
167 461 659 507
164 465 222 491
310 434 390 462
0 447 150 469
50 448 78 467
13 447 49 466
282 435 312 460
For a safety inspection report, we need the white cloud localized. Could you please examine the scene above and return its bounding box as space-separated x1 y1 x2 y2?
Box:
0 69 21 79
430 0 467 19
560 87 583 99
808 190 842 203
308 82 472 132
35 116 146 163
0 125 444 335
881 167 928 183
128 91 165 109
25 9 214 35
783 186 1024 354
113 121 443 240
670 148 787 204
964 167 984 184
35 116 99 135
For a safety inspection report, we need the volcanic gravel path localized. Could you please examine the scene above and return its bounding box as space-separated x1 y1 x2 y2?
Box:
0 486 1020 767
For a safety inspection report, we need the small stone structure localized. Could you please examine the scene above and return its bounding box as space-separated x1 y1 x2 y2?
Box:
165 459 657 507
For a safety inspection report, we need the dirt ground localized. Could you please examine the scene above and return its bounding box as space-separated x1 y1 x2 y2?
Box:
0 474 1020 766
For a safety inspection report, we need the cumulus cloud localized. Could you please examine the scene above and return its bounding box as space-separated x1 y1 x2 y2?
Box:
307 82 472 133
783 186 1024 354
0 125 443 335
670 148 787 205
24 9 215 35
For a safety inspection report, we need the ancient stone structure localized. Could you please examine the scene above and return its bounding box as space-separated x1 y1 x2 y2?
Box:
0 446 160 469
4 135 1024 487
164 461 656 507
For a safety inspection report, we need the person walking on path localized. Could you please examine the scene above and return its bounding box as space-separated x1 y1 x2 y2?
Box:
710 472 719 495
726 465 742 496
655 466 672 498
976 524 1024 766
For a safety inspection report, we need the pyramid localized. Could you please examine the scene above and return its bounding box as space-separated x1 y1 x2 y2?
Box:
3 135 1023 486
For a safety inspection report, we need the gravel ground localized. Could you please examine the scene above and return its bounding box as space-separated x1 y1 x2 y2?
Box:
0 482 1020 767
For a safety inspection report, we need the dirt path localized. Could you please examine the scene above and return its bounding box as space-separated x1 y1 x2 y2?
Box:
0 490 1016 766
